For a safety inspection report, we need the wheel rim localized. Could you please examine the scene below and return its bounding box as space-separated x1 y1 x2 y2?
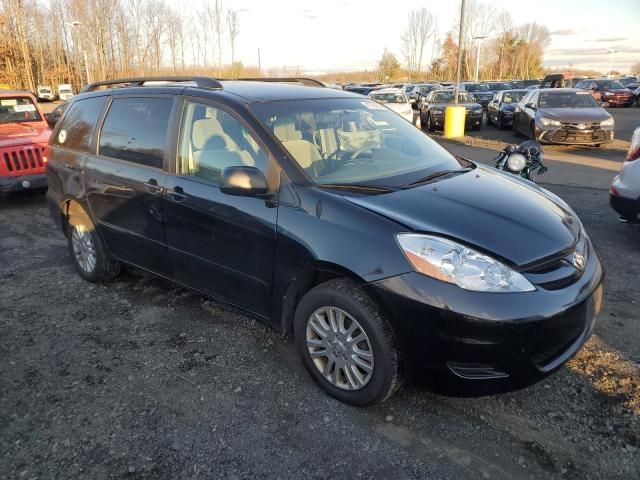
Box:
305 306 374 391
71 224 96 273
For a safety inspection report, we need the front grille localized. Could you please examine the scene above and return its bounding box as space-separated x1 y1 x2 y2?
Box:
550 128 606 144
521 235 588 290
1 145 47 174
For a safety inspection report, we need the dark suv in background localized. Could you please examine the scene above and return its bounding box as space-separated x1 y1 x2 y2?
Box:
46 76 603 406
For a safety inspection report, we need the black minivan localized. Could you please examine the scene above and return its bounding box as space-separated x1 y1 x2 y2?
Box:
46 77 603 406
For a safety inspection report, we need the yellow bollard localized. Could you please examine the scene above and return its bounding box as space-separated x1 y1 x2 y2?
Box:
443 106 466 138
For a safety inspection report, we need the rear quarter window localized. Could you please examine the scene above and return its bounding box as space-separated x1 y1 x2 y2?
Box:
53 96 107 152
98 97 173 169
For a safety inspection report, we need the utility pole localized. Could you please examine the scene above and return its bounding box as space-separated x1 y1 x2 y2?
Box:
454 0 466 104
607 49 618 77
258 48 261 75
473 35 487 82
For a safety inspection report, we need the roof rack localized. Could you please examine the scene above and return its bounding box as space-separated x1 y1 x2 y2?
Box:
79 76 223 93
230 77 325 87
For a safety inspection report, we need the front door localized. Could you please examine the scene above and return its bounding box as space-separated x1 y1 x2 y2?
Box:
84 95 175 275
163 99 278 317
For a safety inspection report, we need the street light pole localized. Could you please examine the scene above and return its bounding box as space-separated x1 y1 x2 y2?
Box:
607 49 618 77
473 35 487 83
454 0 466 104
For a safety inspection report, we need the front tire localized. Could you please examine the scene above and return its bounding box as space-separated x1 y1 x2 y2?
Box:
67 213 120 283
293 280 402 406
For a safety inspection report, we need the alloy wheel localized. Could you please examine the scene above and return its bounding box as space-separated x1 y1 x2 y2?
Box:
71 224 97 273
305 306 374 390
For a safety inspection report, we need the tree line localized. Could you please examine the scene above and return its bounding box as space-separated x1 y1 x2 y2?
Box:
0 0 247 92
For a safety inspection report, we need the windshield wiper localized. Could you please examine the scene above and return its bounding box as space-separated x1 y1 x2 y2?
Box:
408 166 474 187
319 183 398 194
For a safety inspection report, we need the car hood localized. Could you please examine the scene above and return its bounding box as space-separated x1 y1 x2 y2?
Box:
0 122 51 147
431 101 482 109
537 108 610 123
343 165 580 266
384 103 412 115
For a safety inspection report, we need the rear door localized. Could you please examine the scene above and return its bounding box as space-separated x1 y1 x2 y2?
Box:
84 94 176 275
163 98 278 317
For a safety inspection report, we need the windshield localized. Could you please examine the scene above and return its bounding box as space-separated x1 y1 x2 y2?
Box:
0 97 42 123
539 92 600 108
60 89 72 94
486 83 512 91
40 88 51 93
370 92 406 104
502 91 525 104
464 84 490 92
432 92 473 103
599 80 625 89
250 98 462 187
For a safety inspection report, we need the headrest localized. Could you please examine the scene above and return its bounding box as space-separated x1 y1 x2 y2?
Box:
192 118 224 149
273 116 302 142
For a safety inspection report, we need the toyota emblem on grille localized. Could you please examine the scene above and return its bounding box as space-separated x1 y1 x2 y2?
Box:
572 251 586 271
577 123 587 130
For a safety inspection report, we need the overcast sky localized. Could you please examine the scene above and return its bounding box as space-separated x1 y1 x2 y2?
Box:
203 0 640 74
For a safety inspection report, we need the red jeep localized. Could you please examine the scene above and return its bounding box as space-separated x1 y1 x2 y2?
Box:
0 90 51 194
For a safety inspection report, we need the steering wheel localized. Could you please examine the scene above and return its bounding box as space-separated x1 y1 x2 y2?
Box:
350 147 374 160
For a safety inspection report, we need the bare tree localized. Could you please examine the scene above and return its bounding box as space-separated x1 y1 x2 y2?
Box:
210 0 224 74
401 8 434 81
227 9 239 66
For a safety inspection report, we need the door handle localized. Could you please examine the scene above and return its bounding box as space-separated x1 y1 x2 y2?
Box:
167 187 188 202
144 179 164 194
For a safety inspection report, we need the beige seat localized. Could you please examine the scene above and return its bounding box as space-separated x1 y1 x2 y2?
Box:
192 117 239 152
193 135 245 175
272 116 325 176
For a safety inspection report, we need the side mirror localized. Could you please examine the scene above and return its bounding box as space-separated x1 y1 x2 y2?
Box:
220 166 270 198
45 112 57 128
525 102 536 110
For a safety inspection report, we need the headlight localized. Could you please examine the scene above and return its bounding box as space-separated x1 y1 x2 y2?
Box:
507 153 527 172
540 117 561 127
396 234 535 292
600 117 614 127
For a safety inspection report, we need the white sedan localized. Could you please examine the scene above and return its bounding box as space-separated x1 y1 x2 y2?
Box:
368 88 415 124
610 126 640 223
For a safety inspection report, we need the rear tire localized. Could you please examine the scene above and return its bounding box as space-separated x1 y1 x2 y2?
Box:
497 114 505 130
293 279 403 406
529 122 537 140
67 212 120 283
427 113 435 132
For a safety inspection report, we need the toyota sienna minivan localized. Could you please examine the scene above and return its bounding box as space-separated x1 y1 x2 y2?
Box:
46 77 603 405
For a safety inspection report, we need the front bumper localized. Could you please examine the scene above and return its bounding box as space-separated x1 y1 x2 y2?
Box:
536 127 614 145
369 238 603 390
432 112 483 130
610 193 640 221
603 96 634 106
0 173 48 194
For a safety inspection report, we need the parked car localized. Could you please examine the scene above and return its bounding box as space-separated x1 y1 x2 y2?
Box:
511 79 541 89
618 77 638 88
574 79 635 107
36 85 56 102
46 101 70 127
482 81 514 97
486 89 529 129
458 82 494 109
512 88 614 146
343 85 380 96
420 90 483 131
634 87 640 107
411 83 442 109
540 74 572 89
0 90 51 194
47 76 603 405
368 88 414 123
610 127 640 223
57 84 75 101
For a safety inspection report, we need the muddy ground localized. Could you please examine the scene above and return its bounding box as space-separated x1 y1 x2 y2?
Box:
1 184 639 479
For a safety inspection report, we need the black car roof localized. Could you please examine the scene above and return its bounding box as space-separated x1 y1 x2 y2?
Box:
219 81 358 102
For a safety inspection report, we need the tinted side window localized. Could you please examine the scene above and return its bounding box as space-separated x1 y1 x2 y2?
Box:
99 97 173 168
53 96 106 151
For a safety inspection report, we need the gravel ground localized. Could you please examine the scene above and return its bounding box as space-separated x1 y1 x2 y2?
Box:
1 188 639 480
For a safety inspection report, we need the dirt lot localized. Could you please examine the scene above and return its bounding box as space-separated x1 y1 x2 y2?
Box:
1 179 639 479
